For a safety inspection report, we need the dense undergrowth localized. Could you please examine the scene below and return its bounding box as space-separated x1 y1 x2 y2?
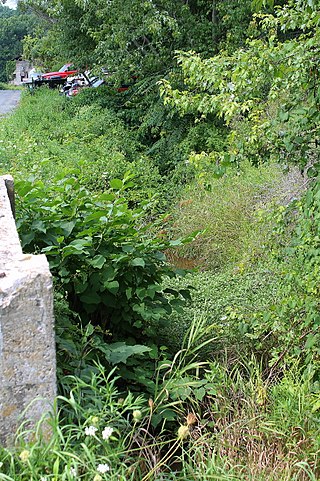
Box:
0 84 318 480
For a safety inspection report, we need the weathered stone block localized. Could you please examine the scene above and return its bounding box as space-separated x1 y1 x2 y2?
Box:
0 176 56 445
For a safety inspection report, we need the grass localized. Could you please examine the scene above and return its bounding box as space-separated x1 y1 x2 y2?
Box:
166 162 304 271
0 82 22 90
0 351 318 480
0 88 161 206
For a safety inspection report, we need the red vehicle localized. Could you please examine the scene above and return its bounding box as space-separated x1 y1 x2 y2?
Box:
41 63 78 80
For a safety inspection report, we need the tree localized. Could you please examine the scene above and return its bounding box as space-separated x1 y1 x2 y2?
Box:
0 4 40 81
20 0 263 77
159 0 319 174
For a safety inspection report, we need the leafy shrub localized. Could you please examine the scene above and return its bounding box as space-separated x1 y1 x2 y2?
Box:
245 182 320 376
0 89 162 207
15 171 192 386
134 91 227 176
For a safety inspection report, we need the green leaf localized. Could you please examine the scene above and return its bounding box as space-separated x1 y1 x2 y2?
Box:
85 323 95 336
110 178 123 190
104 280 119 295
31 219 47 233
136 287 146 300
131 257 145 267
100 192 116 201
180 289 191 300
151 413 162 428
146 285 158 299
161 409 177 421
312 400 320 413
59 220 76 237
101 265 116 282
169 239 183 247
80 291 101 305
74 281 88 294
21 231 35 247
279 110 289 122
109 344 150 364
122 245 134 253
195 387 206 401
89 255 106 269
95 341 151 365
63 238 91 256
126 287 132 299
305 334 318 350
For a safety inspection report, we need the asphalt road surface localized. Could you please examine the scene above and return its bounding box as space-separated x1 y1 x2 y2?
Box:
0 90 21 115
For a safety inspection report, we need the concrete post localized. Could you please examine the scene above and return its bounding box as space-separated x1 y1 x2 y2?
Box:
0 176 56 445
3 175 15 219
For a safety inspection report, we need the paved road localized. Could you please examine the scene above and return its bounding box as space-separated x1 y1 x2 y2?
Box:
0 90 21 115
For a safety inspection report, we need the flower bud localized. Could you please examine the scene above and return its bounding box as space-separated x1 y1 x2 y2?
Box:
132 410 142 422
177 425 190 441
186 413 197 426
90 416 99 426
93 475 102 481
19 450 30 463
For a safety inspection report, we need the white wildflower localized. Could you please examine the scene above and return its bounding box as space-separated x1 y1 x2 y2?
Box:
85 425 98 436
102 426 113 440
70 467 77 476
97 463 110 473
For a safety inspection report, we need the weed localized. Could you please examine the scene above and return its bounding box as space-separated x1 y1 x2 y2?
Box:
167 162 303 271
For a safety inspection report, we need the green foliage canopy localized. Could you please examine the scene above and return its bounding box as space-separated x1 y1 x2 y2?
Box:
0 4 39 81
20 0 260 77
160 0 320 174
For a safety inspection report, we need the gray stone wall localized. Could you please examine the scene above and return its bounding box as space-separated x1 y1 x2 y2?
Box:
0 176 56 445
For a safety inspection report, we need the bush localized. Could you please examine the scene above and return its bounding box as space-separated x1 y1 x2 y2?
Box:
0 89 162 207
14 171 193 389
245 182 320 376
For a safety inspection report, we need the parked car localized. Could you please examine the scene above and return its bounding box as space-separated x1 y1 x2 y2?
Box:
61 74 105 97
41 63 78 80
27 68 44 80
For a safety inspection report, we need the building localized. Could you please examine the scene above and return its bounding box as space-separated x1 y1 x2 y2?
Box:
10 60 32 86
